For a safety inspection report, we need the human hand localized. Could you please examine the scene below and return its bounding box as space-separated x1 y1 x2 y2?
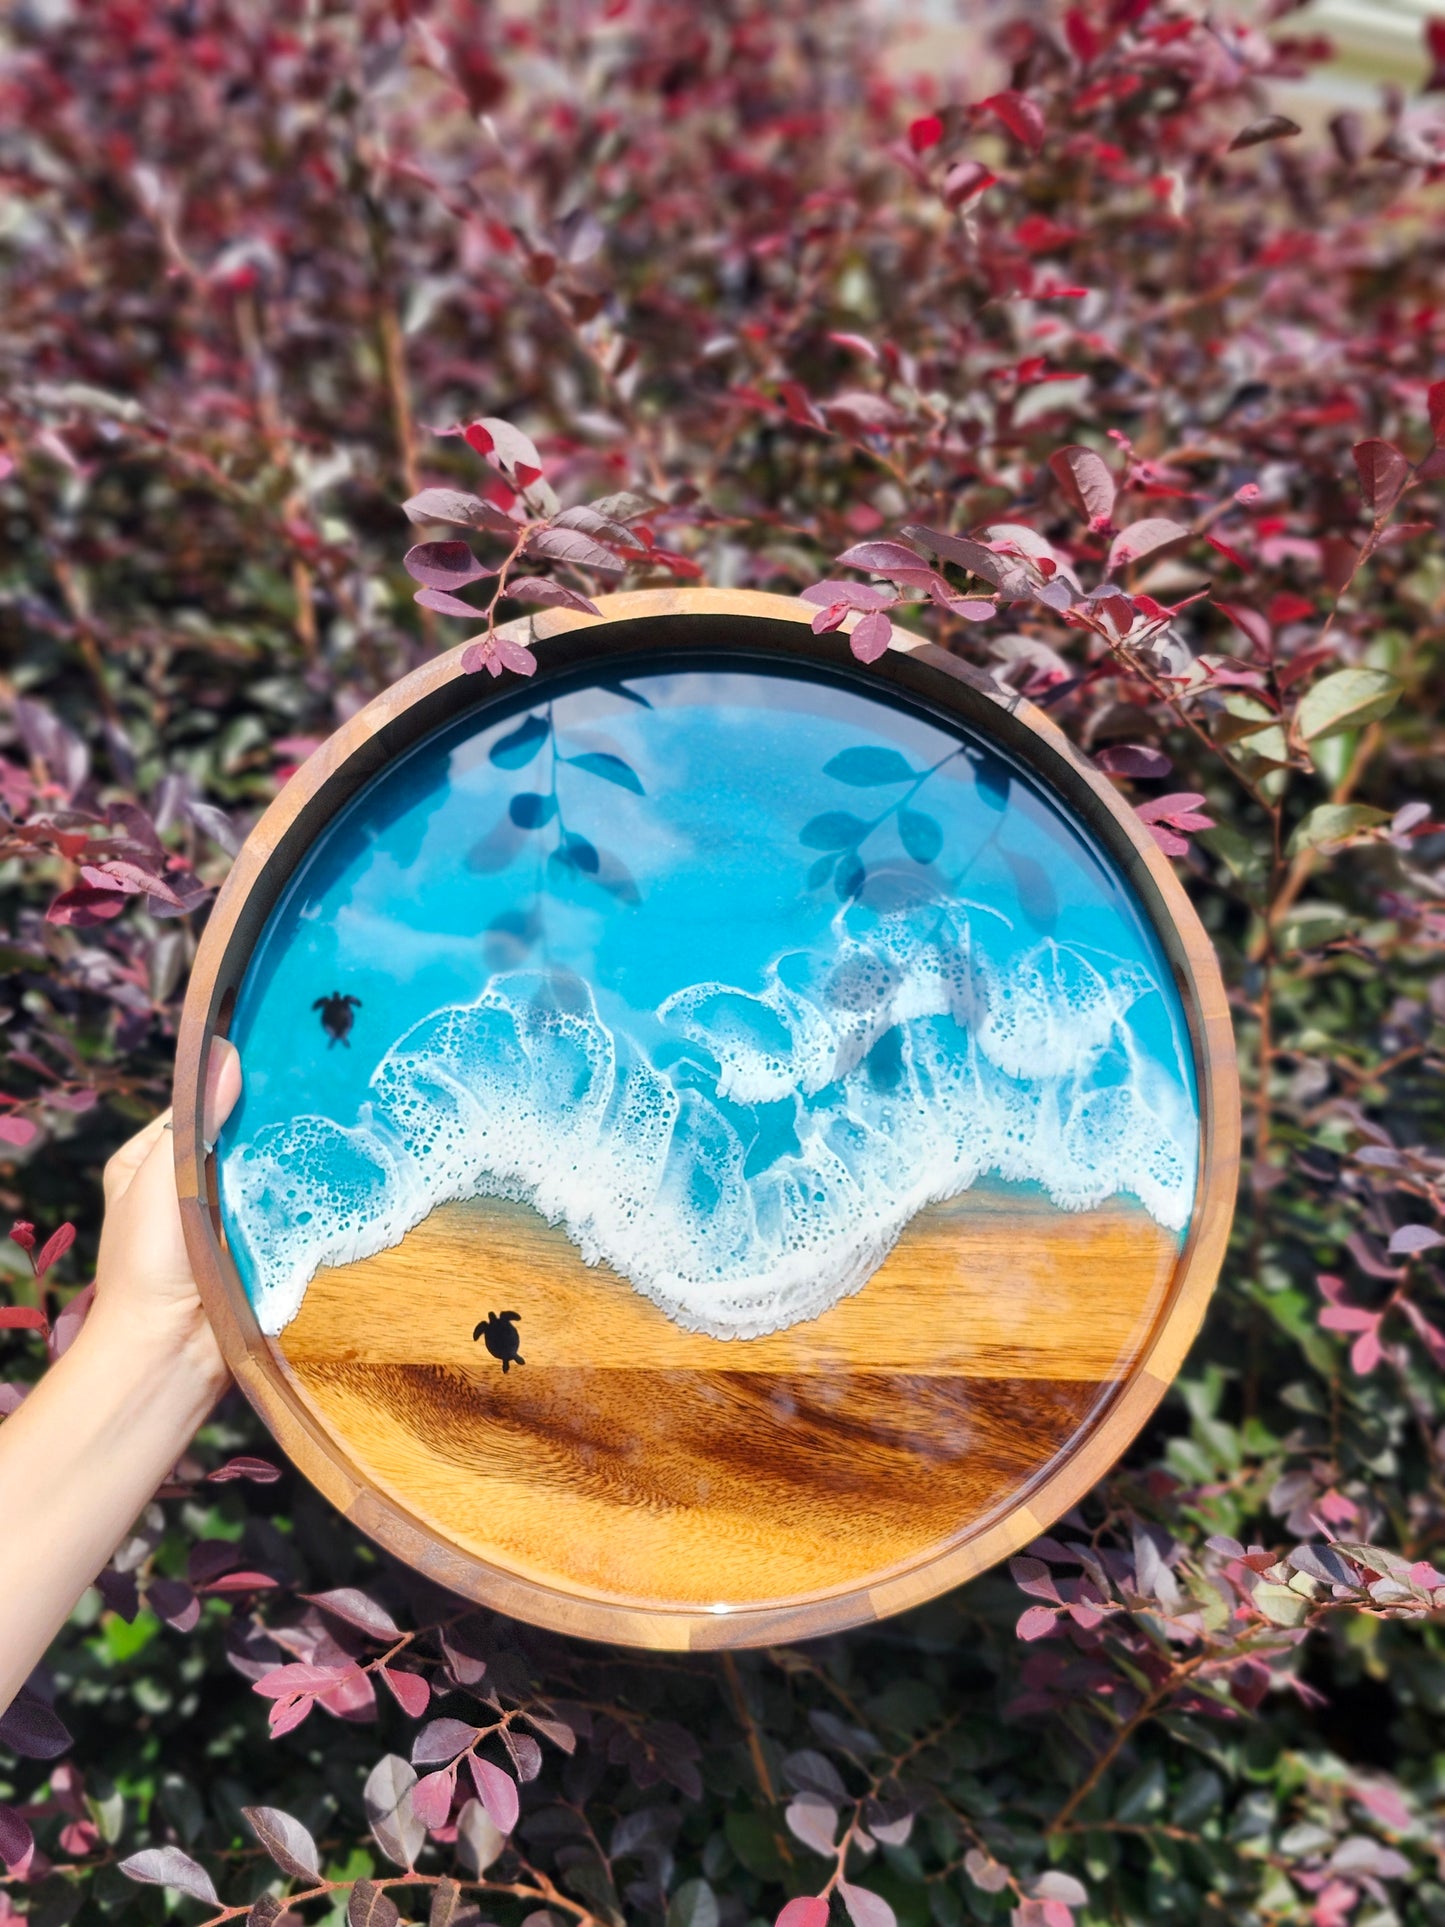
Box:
86 1040 242 1400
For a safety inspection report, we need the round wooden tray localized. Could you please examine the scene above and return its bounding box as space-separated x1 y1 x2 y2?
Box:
175 588 1239 1648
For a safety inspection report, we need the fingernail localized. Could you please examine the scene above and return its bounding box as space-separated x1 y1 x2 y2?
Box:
203 1039 243 1144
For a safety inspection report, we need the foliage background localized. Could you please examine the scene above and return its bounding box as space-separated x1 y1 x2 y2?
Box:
1 3 1444 1925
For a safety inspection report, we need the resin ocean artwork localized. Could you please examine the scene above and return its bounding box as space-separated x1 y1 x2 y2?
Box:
219 666 1198 1346
208 654 1214 1612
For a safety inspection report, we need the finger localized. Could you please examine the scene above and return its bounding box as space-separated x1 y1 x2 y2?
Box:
203 1040 242 1145
102 1108 173 1207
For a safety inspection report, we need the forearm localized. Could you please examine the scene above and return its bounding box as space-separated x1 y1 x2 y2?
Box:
0 1305 220 1710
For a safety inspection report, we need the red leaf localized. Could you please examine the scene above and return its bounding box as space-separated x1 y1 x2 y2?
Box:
254 1662 362 1700
982 91 1045 151
468 1756 519 1835
1429 379 1445 443
0 1306 49 1335
942 161 997 208
7 1221 35 1252
849 609 893 663
268 1696 315 1738
382 1668 431 1718
1353 439 1409 513
908 114 943 153
1216 603 1272 659
1064 7 1102 62
33 1222 75 1280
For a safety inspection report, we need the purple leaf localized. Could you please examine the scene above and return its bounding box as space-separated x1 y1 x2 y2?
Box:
410 1767 457 1831
415 587 486 620
0 1805 34 1872
850 609 893 662
148 1577 200 1632
468 1756 519 1835
404 542 494 591
1096 743 1172 779
1353 439 1409 513
1390 1224 1443 1255
120 1847 220 1905
208 1455 281 1483
300 1588 402 1640
242 1807 321 1881
1108 517 1191 569
501 576 602 616
527 525 626 574
839 1884 896 1927
1228 113 1302 151
0 1693 72 1759
413 1718 482 1767
835 539 929 578
402 488 515 533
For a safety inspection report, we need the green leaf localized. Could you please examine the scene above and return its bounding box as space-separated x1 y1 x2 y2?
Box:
490 713 551 769
898 809 942 864
1253 1583 1308 1626
823 746 917 786
667 1879 720 1927
1286 803 1389 854
1115 1759 1167 1823
566 750 644 794
1296 667 1401 742
801 810 869 849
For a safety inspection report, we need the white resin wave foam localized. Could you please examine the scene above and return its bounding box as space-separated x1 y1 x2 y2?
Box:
223 911 1198 1337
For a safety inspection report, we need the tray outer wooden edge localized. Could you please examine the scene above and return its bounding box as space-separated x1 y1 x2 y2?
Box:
174 587 1240 1650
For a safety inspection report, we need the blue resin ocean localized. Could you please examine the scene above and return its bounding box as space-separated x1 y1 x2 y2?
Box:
218 665 1200 1340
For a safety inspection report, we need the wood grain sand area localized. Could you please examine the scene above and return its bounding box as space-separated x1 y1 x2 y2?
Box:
275 1187 1178 1608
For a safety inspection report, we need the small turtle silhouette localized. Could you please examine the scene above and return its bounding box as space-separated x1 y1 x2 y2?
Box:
313 991 361 1047
474 1309 524 1373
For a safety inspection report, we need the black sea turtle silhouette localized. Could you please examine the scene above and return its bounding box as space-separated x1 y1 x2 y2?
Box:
474 1309 524 1373
313 991 361 1047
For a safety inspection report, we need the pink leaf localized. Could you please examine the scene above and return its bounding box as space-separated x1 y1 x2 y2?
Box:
982 90 1045 151
942 160 996 208
775 1901 830 1927
467 1757 519 1835
381 1668 431 1718
1017 1604 1059 1640
1048 446 1116 528
1009 1556 1062 1603
1108 517 1191 569
460 633 540 678
1147 824 1189 858
849 609 893 663
835 539 930 577
800 580 894 611
8 1221 35 1253
0 1118 36 1148
827 332 879 361
1320 1305 1378 1334
253 1662 361 1700
267 1695 315 1737
1351 1325 1383 1376
410 1767 457 1831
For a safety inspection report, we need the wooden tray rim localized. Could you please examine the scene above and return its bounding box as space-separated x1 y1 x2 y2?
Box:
173 586 1240 1649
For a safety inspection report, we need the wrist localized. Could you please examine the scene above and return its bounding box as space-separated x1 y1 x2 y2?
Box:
70 1294 228 1425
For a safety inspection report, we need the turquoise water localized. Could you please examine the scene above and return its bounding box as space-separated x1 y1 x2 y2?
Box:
219 663 1199 1338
